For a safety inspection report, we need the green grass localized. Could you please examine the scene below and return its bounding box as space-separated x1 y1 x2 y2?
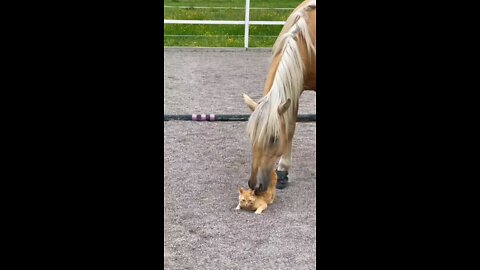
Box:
164 0 299 47
165 7 293 21
165 0 300 8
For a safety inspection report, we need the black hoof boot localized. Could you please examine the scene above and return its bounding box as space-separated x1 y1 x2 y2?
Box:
276 170 289 189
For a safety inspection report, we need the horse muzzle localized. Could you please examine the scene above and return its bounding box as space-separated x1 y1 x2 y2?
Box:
248 170 270 193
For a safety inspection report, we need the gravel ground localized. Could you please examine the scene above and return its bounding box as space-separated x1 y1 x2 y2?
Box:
164 48 317 270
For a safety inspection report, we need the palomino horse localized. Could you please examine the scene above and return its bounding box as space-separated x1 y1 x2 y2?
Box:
243 0 316 193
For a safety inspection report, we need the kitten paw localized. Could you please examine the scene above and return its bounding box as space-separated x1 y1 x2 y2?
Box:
254 211 263 214
235 206 240 210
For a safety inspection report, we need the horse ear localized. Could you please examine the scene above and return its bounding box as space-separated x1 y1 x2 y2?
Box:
278 98 291 115
243 93 258 112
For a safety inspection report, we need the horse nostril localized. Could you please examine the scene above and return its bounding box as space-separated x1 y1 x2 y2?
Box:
255 183 264 193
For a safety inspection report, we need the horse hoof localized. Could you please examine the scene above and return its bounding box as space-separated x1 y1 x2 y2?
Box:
276 170 289 189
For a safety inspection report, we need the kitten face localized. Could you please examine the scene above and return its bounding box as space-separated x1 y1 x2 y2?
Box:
239 187 256 208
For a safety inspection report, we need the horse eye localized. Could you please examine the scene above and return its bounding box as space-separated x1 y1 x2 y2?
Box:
270 137 278 144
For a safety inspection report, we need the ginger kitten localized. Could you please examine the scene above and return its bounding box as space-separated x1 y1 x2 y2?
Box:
235 171 277 214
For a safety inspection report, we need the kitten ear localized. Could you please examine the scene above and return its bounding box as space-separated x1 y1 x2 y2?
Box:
239 187 245 193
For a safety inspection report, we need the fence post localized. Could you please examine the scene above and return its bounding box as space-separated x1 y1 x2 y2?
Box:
244 0 250 50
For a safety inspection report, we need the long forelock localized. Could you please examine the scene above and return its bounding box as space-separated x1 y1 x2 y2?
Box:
246 96 281 149
246 0 316 149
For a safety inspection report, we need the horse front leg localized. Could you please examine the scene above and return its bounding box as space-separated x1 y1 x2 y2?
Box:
276 122 296 189
276 140 293 189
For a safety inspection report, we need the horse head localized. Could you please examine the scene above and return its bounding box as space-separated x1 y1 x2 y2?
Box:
243 94 291 193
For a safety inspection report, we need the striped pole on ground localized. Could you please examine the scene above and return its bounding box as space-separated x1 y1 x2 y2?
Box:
163 114 316 122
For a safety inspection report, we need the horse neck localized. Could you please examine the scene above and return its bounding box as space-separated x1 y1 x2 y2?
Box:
247 47 304 149
262 0 316 108
262 48 304 118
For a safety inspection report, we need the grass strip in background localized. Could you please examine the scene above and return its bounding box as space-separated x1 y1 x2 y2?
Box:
164 0 298 47
164 0 299 8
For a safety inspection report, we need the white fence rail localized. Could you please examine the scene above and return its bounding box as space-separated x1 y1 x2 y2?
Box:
164 20 285 25
164 0 288 49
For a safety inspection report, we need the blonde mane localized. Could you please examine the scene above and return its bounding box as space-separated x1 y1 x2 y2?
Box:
246 0 316 148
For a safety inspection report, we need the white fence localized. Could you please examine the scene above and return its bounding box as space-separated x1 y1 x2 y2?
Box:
164 0 288 49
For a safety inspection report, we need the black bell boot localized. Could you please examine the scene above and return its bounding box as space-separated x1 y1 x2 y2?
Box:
276 170 289 189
